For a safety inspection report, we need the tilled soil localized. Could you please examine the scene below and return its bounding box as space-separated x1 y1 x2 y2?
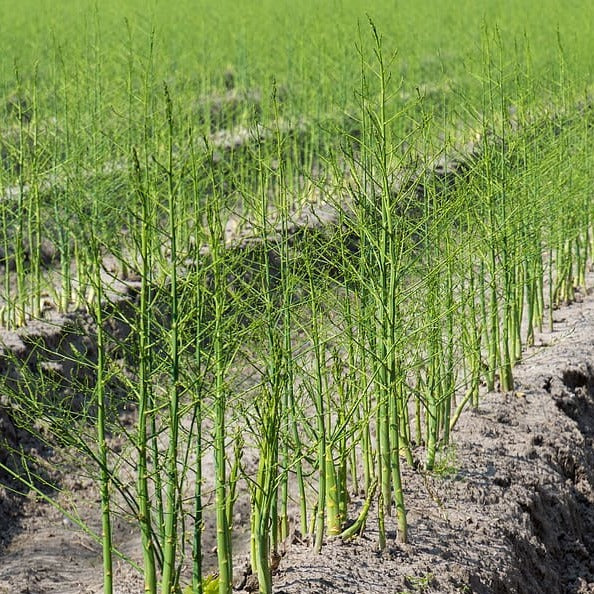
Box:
2 287 594 593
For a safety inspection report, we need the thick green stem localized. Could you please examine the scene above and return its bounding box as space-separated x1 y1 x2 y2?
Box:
132 149 157 594
161 83 181 594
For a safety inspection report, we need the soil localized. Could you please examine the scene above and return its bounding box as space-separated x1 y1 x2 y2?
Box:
0 280 593 594
272 289 594 594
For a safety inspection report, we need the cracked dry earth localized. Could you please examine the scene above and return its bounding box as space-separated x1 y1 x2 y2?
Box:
2 284 594 593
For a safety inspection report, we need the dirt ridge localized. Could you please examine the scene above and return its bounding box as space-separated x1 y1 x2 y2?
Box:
270 292 594 594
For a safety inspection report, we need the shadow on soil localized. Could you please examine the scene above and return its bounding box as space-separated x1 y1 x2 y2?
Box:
505 363 594 594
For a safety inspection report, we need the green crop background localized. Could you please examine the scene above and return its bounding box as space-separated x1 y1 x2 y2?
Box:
2 0 593 122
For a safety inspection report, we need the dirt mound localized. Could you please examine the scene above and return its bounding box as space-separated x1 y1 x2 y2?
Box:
271 297 594 594
2 292 594 594
2 295 594 593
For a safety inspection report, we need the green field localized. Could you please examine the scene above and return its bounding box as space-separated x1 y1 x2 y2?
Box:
1 2 593 593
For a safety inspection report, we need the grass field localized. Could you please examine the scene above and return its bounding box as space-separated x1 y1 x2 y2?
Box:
1 2 594 593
